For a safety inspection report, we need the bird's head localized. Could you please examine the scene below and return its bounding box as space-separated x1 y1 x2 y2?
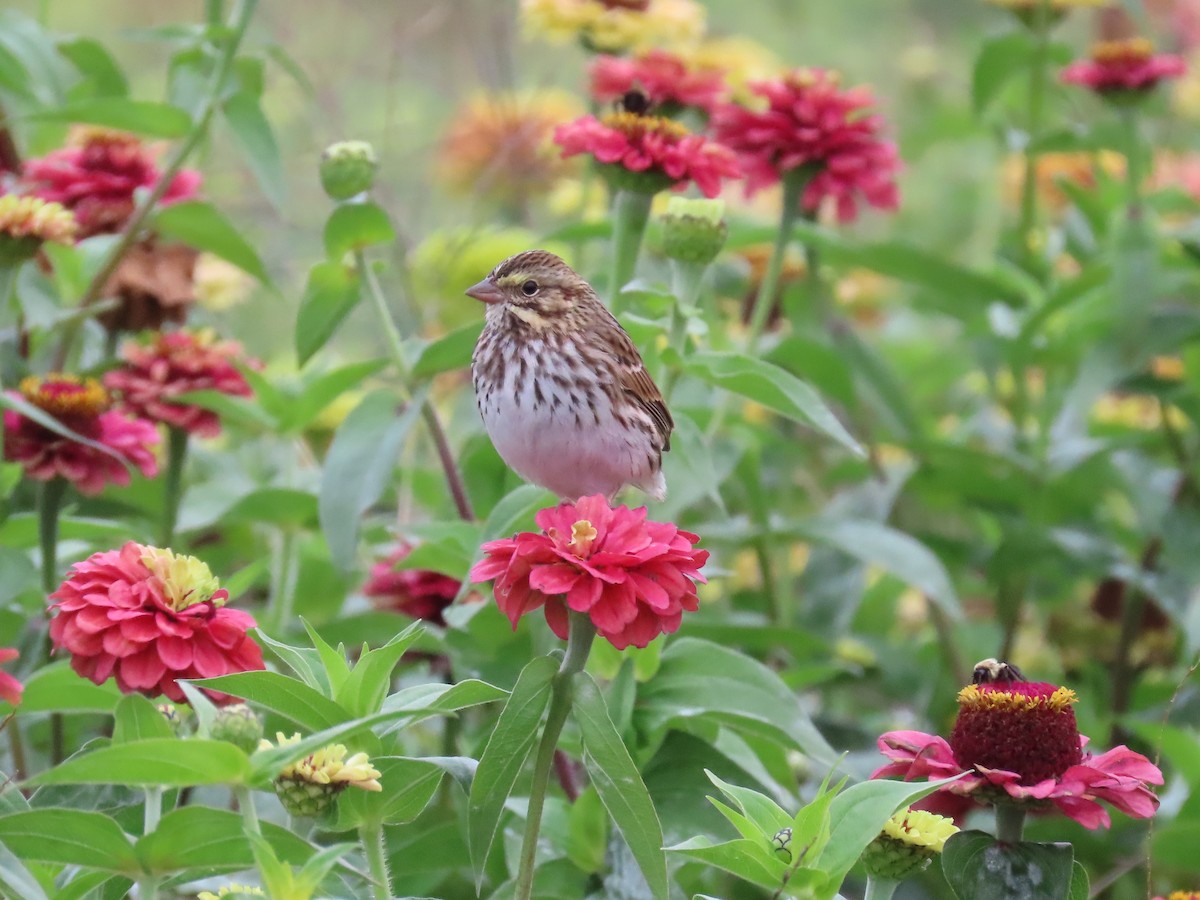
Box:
465 250 590 326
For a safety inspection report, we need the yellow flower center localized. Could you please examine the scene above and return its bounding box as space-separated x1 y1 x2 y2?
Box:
956 683 1077 712
0 195 78 245
1092 37 1155 65
601 111 689 142
19 374 109 419
261 732 382 791
140 547 225 612
568 519 599 556
1167 892 1200 900
881 809 959 853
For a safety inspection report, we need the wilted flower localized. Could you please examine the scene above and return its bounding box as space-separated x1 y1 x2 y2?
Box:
589 50 727 114
713 69 900 223
0 648 23 706
21 127 200 238
520 0 705 54
319 140 379 201
470 494 708 649
436 90 581 212
49 542 265 704
860 808 958 880
554 111 740 197
260 732 382 816
364 543 462 626
1061 38 1187 96
105 329 256 438
872 675 1163 829
0 194 77 262
97 237 199 334
3 374 159 495
211 702 263 753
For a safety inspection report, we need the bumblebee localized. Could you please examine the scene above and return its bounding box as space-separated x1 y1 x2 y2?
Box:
971 658 1026 684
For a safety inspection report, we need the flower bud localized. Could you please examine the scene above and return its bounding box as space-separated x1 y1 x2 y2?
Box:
660 197 727 265
0 195 77 264
274 778 341 818
860 808 957 881
210 703 263 754
156 703 191 736
771 826 792 861
260 732 382 818
319 140 379 200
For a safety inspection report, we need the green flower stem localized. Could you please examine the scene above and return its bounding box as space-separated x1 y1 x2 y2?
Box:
515 612 597 900
266 527 299 634
5 717 27 781
1016 0 1051 270
609 189 654 312
37 477 66 594
160 426 188 547
50 0 258 371
138 785 164 899
662 259 706 399
234 785 261 836
361 822 394 900
354 250 475 522
745 174 805 351
995 805 1027 844
1122 107 1143 220
863 876 899 900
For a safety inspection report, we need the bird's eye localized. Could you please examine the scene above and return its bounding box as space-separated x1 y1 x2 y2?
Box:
521 279 539 297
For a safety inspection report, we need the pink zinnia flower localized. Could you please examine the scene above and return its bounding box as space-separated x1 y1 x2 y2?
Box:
589 50 727 114
104 329 256 438
3 374 159 495
469 494 707 649
21 127 200 238
49 542 264 704
712 68 900 223
0 648 23 706
871 679 1163 830
364 543 462 626
554 111 740 197
1061 38 1186 95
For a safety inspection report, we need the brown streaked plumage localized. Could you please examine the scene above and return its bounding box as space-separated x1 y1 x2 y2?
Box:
468 250 672 501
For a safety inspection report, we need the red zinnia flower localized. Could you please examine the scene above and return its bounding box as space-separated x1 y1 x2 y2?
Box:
104 329 256 438
0 648 23 706
49 542 264 704
589 50 727 114
21 127 201 238
871 679 1163 830
469 494 707 649
1061 38 1186 95
363 544 462 627
3 374 159 495
712 69 900 223
554 112 740 197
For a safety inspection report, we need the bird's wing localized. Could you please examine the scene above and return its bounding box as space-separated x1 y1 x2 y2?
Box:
600 314 674 453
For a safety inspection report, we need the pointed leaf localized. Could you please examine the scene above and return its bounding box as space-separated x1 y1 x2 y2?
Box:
25 739 249 787
334 622 423 717
112 695 174 743
222 91 286 209
135 806 317 873
0 810 137 872
295 260 361 366
324 202 396 259
29 98 191 137
941 832 1075 900
190 670 350 731
154 200 269 283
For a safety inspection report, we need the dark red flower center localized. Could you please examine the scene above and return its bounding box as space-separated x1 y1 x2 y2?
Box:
949 682 1082 785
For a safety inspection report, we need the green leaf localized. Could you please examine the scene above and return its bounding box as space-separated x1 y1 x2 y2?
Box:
191 670 350 731
411 321 483 380
637 638 837 766
685 351 862 455
57 37 128 97
254 632 331 694
566 786 608 874
468 654 558 884
303 619 353 695
667 835 790 892
324 202 396 260
574 672 668 900
282 359 387 432
0 810 138 872
26 739 250 787
704 770 791 836
319 388 425 569
971 33 1034 116
17 662 121 714
222 91 286 209
135 806 316 874
111 695 174 743
332 756 444 829
942 832 1075 900
222 487 318 528
0 844 48 900
27 98 192 137
154 201 269 283
797 519 961 619
334 622 423 717
1067 861 1089 900
295 260 361 367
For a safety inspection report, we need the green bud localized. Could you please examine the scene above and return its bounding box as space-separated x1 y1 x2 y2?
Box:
319 140 379 200
660 197 727 265
275 778 342 817
210 703 263 754
860 809 957 881
156 703 191 737
771 826 793 862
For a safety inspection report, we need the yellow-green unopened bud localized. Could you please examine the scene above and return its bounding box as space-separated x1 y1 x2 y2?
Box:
860 809 958 881
197 885 265 899
210 703 262 754
320 140 379 200
661 197 727 265
157 703 190 736
275 777 341 817
771 826 793 861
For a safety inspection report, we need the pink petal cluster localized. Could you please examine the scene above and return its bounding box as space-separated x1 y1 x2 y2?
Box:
3 375 159 496
21 128 200 238
49 542 264 704
1061 39 1186 94
554 112 740 197
589 50 727 113
872 729 1163 830
104 329 256 438
712 68 900 223
364 544 462 626
0 648 23 706
470 494 708 649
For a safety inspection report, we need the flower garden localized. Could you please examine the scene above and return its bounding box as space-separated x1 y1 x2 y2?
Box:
1 0 1199 898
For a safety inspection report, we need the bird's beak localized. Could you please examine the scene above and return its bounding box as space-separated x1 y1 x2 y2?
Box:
466 277 504 305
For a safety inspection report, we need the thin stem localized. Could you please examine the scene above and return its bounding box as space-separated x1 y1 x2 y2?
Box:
160 426 189 547
5 716 27 781
1122 106 1143 220
746 175 805 350
863 877 899 900
37 477 66 594
361 822 394 900
355 249 474 522
662 259 705 399
51 0 258 371
609 190 654 312
233 785 261 836
515 612 597 900
995 804 1026 844
266 528 299 634
138 786 164 899
1016 1 1050 270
